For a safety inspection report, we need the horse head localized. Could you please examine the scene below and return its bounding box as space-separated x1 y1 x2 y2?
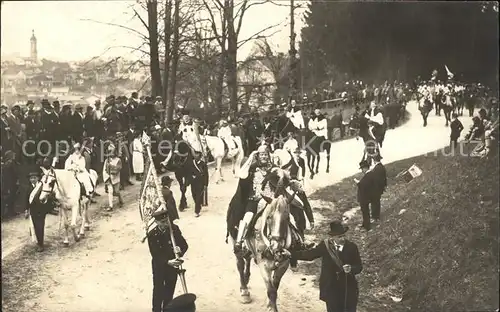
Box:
39 166 57 204
260 168 294 258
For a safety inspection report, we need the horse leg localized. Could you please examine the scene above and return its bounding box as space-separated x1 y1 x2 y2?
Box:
236 254 252 304
71 202 80 242
60 208 70 246
217 157 224 183
325 144 331 173
259 261 279 312
315 155 320 174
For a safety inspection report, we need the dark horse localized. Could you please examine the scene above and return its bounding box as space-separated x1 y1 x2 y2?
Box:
356 114 385 166
159 126 197 210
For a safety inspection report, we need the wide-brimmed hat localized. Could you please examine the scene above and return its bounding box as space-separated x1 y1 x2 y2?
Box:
328 221 349 236
164 293 197 312
26 100 35 106
41 99 51 107
161 175 173 186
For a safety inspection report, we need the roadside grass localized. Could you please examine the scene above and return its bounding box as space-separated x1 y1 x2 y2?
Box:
302 142 499 312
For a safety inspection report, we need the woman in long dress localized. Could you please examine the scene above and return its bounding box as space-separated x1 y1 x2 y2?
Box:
132 132 144 180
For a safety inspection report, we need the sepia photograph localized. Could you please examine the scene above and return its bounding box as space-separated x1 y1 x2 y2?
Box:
1 1 498 311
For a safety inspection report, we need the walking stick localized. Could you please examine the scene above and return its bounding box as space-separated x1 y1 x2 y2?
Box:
144 138 189 294
344 273 348 312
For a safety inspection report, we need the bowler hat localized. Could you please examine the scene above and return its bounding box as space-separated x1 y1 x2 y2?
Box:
359 160 370 169
152 209 169 221
328 220 349 236
162 175 173 186
164 293 196 312
41 99 51 106
27 100 35 105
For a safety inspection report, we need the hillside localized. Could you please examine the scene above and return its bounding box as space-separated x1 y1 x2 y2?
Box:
303 143 499 312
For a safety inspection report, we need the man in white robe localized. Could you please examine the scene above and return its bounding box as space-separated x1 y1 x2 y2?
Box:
217 120 236 149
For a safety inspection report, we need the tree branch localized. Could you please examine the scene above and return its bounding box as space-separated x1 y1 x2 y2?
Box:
236 21 283 49
80 18 149 42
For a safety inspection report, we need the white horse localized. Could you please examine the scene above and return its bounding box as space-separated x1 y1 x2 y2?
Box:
201 135 244 183
36 167 98 245
181 123 244 183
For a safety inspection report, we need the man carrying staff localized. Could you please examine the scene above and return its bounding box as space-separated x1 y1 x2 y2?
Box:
147 209 189 312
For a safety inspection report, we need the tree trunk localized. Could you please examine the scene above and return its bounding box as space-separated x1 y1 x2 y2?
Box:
226 0 238 113
147 0 163 97
167 0 180 120
164 0 173 123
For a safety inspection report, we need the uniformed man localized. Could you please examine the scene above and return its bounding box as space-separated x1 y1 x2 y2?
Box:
25 171 50 252
147 209 188 312
190 150 208 217
161 176 180 222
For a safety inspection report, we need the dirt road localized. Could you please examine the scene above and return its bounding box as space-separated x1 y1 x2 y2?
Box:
1 102 473 312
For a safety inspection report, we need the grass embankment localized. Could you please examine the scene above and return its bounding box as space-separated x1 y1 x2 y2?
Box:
303 143 499 312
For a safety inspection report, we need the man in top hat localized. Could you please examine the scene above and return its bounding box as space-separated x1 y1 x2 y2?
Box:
72 103 85 144
26 170 51 252
354 159 376 231
292 221 363 312
148 209 189 312
40 98 60 156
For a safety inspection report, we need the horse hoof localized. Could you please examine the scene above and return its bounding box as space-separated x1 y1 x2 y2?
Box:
84 225 90 231
75 235 81 242
240 292 252 304
79 232 85 238
63 241 69 247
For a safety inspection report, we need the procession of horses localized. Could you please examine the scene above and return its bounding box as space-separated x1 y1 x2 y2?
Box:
17 67 498 312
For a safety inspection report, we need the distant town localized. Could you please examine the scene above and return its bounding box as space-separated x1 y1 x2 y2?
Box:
1 30 149 108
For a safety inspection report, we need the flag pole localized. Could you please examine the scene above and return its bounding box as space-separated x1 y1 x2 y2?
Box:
142 131 189 294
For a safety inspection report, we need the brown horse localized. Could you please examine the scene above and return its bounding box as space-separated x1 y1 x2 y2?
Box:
231 169 298 312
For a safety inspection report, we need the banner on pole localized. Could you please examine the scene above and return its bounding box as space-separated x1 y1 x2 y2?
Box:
139 132 164 235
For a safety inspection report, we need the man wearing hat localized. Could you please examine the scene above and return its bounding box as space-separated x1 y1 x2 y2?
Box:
26 170 51 252
161 175 180 222
40 99 60 157
368 154 387 224
292 221 363 312
147 209 189 312
355 159 375 231
72 103 85 144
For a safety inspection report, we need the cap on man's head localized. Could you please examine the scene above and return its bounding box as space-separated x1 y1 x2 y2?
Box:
152 209 169 221
27 100 35 106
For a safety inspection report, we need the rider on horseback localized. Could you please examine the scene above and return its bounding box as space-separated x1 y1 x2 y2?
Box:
231 143 314 253
218 119 236 150
64 142 94 198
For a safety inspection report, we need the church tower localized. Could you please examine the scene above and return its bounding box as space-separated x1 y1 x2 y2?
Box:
30 29 37 61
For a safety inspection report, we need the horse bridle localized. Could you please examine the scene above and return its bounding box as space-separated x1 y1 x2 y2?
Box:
41 169 58 195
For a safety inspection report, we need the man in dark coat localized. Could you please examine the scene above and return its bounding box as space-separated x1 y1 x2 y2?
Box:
72 104 85 144
161 176 180 222
39 99 60 157
190 150 208 217
25 171 50 252
368 154 387 223
135 97 160 133
147 209 188 312
355 159 373 231
292 221 363 312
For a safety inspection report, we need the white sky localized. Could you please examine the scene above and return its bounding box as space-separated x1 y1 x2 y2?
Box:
1 0 306 62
